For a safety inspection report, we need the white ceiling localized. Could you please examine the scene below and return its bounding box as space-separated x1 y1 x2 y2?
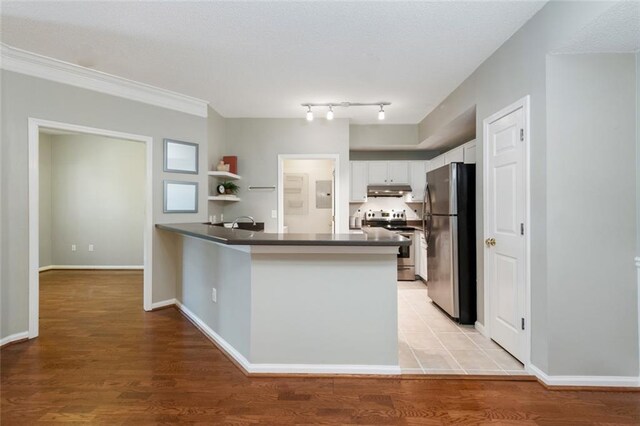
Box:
553 1 640 54
0 1 546 124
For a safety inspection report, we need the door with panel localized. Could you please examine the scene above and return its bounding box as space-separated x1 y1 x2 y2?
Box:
408 161 427 202
387 161 409 184
485 106 527 362
350 161 368 202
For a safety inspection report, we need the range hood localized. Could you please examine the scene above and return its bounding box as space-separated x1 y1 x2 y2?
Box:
367 184 412 198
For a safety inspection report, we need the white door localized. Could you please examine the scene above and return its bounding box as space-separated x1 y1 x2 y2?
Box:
485 105 527 362
368 162 388 184
387 161 409 184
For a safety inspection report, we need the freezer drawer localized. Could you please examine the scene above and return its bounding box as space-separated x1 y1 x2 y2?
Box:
426 215 459 318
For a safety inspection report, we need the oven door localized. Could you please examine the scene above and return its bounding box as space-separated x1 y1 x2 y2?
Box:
397 232 414 266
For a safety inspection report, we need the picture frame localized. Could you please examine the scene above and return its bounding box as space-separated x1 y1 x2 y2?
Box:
163 180 198 213
164 138 199 174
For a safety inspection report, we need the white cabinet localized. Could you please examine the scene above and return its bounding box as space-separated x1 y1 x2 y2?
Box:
428 154 445 172
463 140 477 164
350 161 368 202
387 161 409 184
367 161 409 185
407 161 427 202
367 162 389 184
444 145 464 164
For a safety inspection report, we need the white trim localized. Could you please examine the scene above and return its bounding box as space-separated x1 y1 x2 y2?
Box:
529 364 639 388
474 321 488 337
0 331 29 347
277 154 341 234
1 43 208 118
151 298 178 310
482 95 531 369
636 256 640 379
175 300 401 376
28 118 154 341
39 265 144 271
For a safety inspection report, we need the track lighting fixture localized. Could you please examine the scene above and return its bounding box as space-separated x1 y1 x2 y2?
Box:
301 102 390 121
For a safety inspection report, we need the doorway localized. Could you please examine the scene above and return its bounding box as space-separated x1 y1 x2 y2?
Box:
277 154 339 234
482 96 531 365
28 118 154 338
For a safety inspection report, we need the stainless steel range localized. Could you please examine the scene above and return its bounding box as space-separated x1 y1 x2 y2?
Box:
364 210 415 281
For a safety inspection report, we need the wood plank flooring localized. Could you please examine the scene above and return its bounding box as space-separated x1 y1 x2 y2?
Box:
1 270 638 424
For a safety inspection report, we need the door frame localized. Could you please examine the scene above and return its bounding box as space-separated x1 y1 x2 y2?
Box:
481 95 531 369
277 154 340 234
27 118 154 338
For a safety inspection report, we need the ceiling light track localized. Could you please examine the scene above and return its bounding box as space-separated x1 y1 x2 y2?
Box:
301 102 391 121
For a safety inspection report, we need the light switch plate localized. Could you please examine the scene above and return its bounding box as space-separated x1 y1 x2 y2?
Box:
211 288 217 303
271 210 277 218
71 244 76 251
88 244 94 252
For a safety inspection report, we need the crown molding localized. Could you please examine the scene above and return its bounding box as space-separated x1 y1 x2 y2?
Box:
0 43 209 118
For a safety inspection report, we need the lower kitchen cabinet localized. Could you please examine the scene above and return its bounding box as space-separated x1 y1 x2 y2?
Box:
418 231 428 281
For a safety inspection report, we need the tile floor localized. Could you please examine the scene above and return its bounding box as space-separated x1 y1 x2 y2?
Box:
398 280 527 375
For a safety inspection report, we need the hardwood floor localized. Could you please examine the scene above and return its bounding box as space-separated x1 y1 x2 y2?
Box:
2 270 638 424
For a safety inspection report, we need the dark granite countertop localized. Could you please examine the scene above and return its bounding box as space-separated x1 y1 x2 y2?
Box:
156 223 410 247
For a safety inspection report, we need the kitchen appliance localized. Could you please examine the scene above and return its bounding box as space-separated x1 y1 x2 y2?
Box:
364 209 415 280
422 163 476 324
367 184 412 198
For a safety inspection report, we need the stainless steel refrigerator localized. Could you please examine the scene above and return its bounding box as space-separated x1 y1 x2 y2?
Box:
422 163 476 324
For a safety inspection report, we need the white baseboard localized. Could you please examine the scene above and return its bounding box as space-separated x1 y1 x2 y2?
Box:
150 298 177 310
39 265 144 271
175 300 401 376
529 364 639 388
0 331 29 347
474 321 487 337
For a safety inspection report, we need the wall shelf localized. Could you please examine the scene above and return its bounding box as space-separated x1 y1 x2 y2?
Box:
208 195 241 202
208 171 241 180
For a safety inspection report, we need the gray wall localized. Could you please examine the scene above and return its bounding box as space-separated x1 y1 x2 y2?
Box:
1 70 208 339
349 150 438 161
40 134 145 267
350 124 418 149
207 106 227 221
39 134 53 267
546 53 637 376
416 1 637 376
222 118 350 233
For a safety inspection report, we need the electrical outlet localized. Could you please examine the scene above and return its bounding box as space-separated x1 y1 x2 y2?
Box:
71 244 76 252
271 210 277 219
211 288 217 303
88 244 94 252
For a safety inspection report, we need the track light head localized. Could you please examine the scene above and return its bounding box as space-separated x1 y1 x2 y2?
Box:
306 105 313 121
378 104 385 120
326 105 334 120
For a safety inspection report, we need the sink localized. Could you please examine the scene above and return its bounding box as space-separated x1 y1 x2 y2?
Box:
207 222 265 231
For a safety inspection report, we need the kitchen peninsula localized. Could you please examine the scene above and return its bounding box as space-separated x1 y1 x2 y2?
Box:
157 223 410 375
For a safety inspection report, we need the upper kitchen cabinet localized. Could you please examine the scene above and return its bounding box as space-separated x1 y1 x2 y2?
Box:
350 161 368 202
427 140 477 172
367 161 409 184
463 140 477 164
407 161 428 202
444 145 464 164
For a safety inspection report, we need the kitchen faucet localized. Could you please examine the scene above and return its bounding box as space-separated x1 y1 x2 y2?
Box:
231 216 256 229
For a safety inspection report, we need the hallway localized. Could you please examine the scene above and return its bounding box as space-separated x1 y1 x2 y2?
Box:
1 271 638 424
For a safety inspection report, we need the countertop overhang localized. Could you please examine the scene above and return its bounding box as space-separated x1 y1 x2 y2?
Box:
156 223 410 247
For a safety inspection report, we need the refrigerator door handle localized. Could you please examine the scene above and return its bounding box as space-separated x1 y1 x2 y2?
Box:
424 183 433 246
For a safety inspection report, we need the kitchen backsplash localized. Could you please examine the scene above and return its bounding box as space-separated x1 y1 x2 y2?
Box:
349 197 423 220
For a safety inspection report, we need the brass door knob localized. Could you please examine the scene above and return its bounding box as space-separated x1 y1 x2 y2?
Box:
485 237 496 247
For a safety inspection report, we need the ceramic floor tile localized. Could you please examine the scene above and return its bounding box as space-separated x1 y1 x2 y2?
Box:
484 349 525 371
398 343 421 369
467 333 505 350
422 369 466 375
403 331 444 350
436 332 478 350
448 349 502 371
424 318 461 333
465 369 508 376
412 348 461 370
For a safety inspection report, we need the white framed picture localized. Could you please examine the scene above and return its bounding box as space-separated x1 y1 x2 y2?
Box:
164 180 198 213
164 139 198 174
